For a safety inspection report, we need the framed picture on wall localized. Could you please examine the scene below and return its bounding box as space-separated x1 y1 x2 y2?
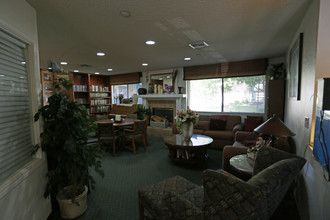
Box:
289 32 303 100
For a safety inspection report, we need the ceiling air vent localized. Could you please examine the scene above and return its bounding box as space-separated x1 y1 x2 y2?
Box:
189 41 209 49
80 64 91 67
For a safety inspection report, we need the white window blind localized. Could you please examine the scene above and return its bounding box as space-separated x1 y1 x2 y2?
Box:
0 29 33 182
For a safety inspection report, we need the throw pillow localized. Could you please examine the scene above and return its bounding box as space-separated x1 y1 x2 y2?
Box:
209 118 226 131
244 118 263 132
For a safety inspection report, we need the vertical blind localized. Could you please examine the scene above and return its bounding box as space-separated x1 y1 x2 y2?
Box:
0 29 33 182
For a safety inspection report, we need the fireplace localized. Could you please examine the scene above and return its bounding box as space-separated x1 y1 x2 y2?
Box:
152 108 174 125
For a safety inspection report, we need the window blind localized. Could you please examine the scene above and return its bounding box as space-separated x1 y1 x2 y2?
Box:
110 72 141 85
0 29 33 183
184 59 267 80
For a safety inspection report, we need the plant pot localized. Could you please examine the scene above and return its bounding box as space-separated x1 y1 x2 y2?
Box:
181 121 194 140
56 186 88 219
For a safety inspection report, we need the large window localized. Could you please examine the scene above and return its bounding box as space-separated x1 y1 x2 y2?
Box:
112 83 142 104
188 75 265 113
0 30 33 182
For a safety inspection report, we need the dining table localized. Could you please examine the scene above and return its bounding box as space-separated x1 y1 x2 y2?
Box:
96 118 139 127
95 118 141 151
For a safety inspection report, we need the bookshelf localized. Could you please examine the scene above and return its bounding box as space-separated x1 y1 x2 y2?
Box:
72 73 111 115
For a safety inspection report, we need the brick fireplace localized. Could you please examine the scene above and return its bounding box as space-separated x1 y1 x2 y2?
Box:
138 94 187 126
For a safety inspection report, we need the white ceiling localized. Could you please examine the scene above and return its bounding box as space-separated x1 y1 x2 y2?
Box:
27 0 312 75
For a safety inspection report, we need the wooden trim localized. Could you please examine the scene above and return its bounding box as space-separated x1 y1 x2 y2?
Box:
110 72 141 85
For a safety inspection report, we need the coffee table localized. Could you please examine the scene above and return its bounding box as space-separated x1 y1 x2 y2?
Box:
164 134 213 166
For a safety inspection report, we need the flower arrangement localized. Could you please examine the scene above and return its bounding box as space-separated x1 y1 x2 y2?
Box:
164 84 172 94
175 106 199 133
247 137 265 160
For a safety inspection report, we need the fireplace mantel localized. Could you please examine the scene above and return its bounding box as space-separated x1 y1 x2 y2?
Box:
138 94 187 110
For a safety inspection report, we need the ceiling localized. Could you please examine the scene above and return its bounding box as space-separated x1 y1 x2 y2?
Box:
27 0 312 75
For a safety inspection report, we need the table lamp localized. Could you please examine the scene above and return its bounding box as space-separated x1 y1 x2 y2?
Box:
254 115 295 147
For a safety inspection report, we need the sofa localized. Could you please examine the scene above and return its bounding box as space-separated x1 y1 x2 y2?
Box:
138 146 306 220
172 115 242 149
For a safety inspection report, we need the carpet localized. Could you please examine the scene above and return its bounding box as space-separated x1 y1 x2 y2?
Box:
48 136 222 220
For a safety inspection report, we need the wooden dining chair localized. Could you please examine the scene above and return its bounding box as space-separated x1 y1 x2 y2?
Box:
97 122 118 155
96 114 108 121
122 120 147 154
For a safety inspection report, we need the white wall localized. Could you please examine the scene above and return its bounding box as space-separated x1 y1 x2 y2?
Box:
0 0 51 219
285 0 330 219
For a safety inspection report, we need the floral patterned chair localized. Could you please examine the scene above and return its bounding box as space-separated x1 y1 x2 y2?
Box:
138 147 306 220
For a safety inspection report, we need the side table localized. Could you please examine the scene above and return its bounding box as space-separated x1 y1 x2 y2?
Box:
229 154 255 180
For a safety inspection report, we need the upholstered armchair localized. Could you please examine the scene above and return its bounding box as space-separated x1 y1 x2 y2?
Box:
138 147 306 220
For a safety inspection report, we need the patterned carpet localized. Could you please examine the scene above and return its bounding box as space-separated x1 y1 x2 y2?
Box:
48 136 222 220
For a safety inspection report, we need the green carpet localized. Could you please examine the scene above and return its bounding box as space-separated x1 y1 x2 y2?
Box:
49 136 222 220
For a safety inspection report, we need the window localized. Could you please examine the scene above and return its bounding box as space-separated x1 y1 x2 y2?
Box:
0 29 33 182
112 83 142 104
188 75 266 113
188 78 222 112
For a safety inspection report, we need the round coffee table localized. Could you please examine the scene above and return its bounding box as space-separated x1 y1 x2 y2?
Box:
164 134 213 166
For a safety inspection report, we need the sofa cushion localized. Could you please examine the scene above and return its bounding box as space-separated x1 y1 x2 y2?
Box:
225 115 242 131
244 118 263 132
203 130 233 140
209 118 226 131
194 121 210 131
193 129 205 135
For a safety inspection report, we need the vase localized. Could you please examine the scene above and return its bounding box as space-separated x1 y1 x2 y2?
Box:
132 93 138 104
181 121 194 140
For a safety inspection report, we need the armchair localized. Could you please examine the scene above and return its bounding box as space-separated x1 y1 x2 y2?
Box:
138 147 306 220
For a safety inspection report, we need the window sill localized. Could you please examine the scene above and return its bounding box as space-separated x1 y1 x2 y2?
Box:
0 158 45 199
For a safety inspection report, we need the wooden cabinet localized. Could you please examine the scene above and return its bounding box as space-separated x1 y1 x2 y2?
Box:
267 79 285 120
72 73 111 115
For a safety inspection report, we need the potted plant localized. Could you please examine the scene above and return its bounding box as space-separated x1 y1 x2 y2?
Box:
266 63 286 80
134 104 152 120
34 78 104 219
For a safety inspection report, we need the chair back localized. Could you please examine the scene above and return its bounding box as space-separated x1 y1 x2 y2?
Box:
126 113 137 119
133 120 147 135
96 114 108 121
97 122 115 136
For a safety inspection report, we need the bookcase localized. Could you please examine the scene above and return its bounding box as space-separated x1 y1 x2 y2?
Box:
72 73 111 115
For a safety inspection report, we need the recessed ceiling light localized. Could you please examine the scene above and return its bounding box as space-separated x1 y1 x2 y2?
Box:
60 62 67 65
184 57 191 61
0 74 4 77
167 76 171 79
48 67 52 70
21 61 26 64
120 11 131 17
95 72 100 75
107 68 113 71
20 76 24 79
97 52 105 56
142 63 148 66
146 40 155 45
74 70 79 72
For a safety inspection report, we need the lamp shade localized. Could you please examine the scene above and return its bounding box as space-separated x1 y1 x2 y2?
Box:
254 115 296 137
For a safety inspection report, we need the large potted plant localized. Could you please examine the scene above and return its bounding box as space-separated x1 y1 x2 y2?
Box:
34 79 104 219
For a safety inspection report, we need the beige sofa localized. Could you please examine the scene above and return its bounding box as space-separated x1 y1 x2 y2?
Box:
173 115 242 149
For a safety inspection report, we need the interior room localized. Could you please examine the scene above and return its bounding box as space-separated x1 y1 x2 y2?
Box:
0 0 329 219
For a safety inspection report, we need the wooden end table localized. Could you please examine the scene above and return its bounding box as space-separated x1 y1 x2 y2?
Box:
164 134 213 166
229 154 255 180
